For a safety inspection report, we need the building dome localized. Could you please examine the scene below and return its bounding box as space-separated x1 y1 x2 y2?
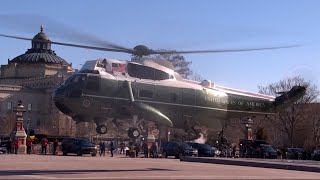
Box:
9 26 68 65
32 25 50 41
10 51 68 64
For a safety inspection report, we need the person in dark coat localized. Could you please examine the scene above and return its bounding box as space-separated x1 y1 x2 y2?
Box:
53 139 59 155
110 142 115 157
26 137 33 155
6 138 12 154
142 142 148 158
134 143 140 157
120 142 125 154
99 141 106 156
41 138 49 155
14 138 20 154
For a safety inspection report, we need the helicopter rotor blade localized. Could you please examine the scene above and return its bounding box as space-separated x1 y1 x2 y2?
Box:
0 14 132 52
0 34 134 53
150 45 300 55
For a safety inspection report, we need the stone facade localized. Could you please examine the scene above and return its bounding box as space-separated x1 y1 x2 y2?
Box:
0 26 76 138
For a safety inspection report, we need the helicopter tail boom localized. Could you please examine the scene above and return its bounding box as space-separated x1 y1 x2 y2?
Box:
273 86 307 110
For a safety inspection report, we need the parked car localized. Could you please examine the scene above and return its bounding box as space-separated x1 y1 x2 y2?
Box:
0 143 7 154
259 144 277 159
187 142 215 157
61 138 97 156
311 150 320 161
162 141 198 158
286 148 305 160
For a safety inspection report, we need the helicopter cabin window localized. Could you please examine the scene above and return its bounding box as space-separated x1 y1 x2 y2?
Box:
127 63 170 80
85 75 100 90
170 93 178 102
139 90 153 99
154 69 170 80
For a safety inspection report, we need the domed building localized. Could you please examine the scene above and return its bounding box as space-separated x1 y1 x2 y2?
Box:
0 26 74 84
0 26 77 138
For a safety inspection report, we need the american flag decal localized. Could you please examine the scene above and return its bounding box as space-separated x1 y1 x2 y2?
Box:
112 63 126 73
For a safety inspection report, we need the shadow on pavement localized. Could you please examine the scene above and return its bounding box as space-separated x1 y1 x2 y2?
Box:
0 168 178 176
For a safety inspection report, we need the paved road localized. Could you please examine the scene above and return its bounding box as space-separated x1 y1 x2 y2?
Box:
0 154 320 179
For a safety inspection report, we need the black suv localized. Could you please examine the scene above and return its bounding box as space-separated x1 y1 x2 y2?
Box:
287 148 305 160
187 142 215 157
259 144 277 159
61 138 97 156
162 141 198 158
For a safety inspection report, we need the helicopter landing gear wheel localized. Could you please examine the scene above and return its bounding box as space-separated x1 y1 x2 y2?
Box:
128 128 140 139
96 125 107 134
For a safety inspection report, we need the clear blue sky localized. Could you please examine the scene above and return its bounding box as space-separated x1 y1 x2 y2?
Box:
0 0 319 92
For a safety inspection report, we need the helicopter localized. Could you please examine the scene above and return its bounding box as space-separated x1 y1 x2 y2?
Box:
0 29 306 139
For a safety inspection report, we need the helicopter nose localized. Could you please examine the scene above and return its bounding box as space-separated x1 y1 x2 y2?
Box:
52 87 73 116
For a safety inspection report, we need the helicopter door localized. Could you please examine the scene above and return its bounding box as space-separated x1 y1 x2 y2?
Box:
155 85 181 122
182 88 196 128
136 81 155 100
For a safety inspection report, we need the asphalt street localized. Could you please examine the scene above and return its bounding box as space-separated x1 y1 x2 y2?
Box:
0 154 320 179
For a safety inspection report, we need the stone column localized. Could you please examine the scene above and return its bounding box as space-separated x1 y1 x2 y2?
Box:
13 100 27 154
146 125 156 149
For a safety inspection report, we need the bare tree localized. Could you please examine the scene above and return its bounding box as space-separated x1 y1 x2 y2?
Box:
258 76 319 147
0 113 16 136
189 73 204 82
303 103 320 149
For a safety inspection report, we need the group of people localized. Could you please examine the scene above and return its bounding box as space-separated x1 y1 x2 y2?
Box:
98 141 115 157
141 142 158 158
4 137 59 155
96 141 159 158
5 138 20 154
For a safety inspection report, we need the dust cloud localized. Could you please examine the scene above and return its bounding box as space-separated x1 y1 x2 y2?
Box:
193 133 207 144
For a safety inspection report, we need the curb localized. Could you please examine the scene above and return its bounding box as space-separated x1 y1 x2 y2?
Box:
180 157 320 173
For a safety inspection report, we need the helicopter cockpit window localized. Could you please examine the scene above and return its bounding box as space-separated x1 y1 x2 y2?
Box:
62 74 86 88
61 75 75 86
85 75 100 90
96 63 104 68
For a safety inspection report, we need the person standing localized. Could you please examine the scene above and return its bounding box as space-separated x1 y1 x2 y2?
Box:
142 142 148 158
110 142 115 157
134 143 140 158
26 137 33 154
99 141 106 156
6 138 12 154
120 142 125 154
53 139 59 155
14 138 20 154
41 138 49 155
